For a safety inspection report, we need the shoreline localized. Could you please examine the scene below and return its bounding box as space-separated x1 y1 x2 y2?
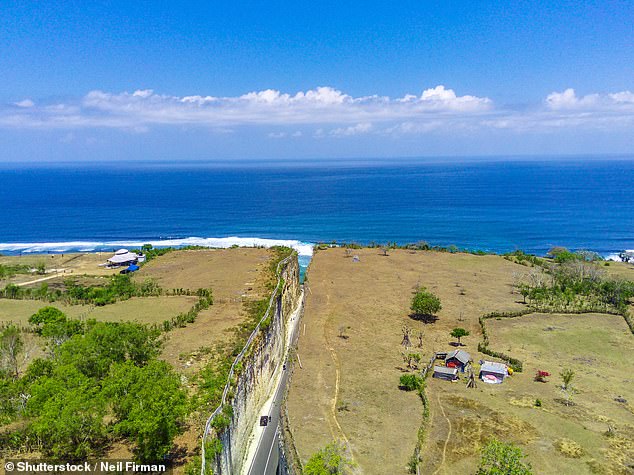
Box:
0 237 631 263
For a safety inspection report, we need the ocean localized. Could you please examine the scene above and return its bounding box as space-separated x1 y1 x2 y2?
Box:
1 158 633 265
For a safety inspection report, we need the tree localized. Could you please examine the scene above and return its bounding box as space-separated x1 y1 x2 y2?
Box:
560 368 574 390
450 327 470 345
304 441 355 475
28 364 107 460
36 262 46 275
399 374 424 392
29 306 67 329
58 322 161 379
401 325 412 349
476 438 532 475
560 368 576 406
29 307 83 349
410 287 442 318
104 360 187 462
0 325 23 378
402 352 421 370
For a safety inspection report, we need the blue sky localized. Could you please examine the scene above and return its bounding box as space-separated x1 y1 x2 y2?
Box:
1 1 633 161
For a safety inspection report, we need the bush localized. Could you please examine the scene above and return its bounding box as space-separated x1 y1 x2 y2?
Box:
476 438 532 475
399 374 424 392
305 441 355 475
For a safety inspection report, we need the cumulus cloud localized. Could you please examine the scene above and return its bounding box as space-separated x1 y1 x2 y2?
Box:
14 99 35 108
1 86 634 137
330 122 373 137
0 85 491 130
546 88 634 111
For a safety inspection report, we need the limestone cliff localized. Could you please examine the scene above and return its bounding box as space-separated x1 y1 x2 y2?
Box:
213 253 300 474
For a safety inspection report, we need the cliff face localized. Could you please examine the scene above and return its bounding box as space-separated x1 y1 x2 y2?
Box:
215 254 300 474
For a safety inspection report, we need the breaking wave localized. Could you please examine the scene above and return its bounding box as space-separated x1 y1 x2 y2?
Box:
0 237 314 258
605 250 634 262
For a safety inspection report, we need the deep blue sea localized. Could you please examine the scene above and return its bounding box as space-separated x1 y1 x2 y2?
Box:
1 158 633 263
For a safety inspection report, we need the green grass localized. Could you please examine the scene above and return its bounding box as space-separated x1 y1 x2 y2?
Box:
0 296 199 326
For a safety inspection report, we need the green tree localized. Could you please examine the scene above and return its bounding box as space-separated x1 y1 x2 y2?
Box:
0 325 23 378
104 360 187 462
2 283 21 298
29 307 84 348
304 441 355 475
27 364 107 460
399 374 424 392
450 327 470 345
560 368 574 390
476 438 532 475
410 287 442 318
58 322 161 379
560 368 576 406
29 306 67 329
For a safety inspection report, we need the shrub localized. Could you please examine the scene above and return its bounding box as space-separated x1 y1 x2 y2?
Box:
399 374 424 392
476 438 532 475
305 441 355 475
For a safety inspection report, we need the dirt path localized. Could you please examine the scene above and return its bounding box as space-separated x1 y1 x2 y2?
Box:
433 394 452 475
323 313 356 464
323 321 349 444
16 272 68 287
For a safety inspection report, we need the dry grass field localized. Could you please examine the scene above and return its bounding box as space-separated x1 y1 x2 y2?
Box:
0 248 274 374
0 248 280 470
0 252 121 286
0 296 199 326
137 248 273 371
286 248 526 474
423 312 634 475
287 248 634 475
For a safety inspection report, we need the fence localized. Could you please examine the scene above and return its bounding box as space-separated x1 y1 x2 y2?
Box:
200 253 294 475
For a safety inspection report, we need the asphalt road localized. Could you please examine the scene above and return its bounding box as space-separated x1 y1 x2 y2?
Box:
246 290 303 475
246 362 290 475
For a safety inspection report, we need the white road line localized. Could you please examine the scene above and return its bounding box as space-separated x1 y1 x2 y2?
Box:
241 289 304 475
263 427 279 474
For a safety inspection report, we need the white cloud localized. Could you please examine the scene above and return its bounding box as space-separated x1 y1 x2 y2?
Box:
14 99 34 108
2 86 634 138
330 122 373 137
546 88 599 110
268 131 287 138
546 88 634 111
1 85 492 130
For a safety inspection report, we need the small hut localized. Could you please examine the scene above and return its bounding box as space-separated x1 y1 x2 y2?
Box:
107 249 141 267
433 366 458 381
446 349 471 372
479 361 508 384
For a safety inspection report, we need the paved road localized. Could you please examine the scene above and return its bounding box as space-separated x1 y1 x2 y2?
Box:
246 364 290 475
246 290 303 475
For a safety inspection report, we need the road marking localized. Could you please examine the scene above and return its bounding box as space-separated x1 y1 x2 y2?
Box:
263 427 279 474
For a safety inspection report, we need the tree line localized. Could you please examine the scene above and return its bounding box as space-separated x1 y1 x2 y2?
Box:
0 306 188 463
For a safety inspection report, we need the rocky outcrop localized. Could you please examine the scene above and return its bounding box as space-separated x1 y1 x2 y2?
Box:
214 253 300 474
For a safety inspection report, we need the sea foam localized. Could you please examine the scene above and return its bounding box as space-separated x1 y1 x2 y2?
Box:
0 237 314 258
